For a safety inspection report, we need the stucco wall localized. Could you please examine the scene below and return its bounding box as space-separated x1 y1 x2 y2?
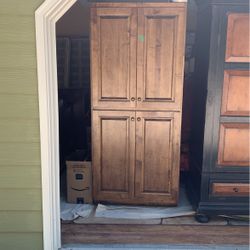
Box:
0 1 44 249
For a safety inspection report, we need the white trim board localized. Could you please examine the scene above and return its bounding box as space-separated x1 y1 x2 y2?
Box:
35 0 77 249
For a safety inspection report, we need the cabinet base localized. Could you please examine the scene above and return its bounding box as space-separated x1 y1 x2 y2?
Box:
197 202 249 216
195 213 210 223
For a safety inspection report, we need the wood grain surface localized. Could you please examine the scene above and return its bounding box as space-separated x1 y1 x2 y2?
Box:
221 70 249 116
135 112 181 205
225 13 250 62
218 123 250 167
212 183 249 197
62 223 249 245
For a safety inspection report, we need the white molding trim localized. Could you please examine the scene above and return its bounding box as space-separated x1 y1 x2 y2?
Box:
35 0 77 249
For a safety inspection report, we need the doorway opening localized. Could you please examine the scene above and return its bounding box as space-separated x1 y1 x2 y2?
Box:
55 0 199 246
36 1 249 249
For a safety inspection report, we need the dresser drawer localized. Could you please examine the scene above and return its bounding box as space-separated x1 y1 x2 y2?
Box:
212 183 249 197
202 173 250 203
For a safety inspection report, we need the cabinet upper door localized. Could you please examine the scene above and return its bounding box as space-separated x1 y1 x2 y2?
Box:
137 7 186 111
92 110 135 203
135 111 181 205
91 8 137 110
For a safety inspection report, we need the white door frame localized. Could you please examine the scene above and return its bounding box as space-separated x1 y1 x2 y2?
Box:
35 0 77 249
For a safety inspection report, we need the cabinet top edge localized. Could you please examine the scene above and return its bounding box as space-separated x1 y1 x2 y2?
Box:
90 2 187 8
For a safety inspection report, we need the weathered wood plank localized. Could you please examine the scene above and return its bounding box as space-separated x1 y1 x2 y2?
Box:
0 119 39 143
0 142 40 166
0 68 38 95
0 42 36 69
0 16 35 43
0 0 43 15
0 189 42 211
0 94 39 119
0 211 42 232
0 233 43 250
0 167 41 188
61 224 249 245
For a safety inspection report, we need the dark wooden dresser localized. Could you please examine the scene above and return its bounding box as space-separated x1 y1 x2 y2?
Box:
189 0 249 221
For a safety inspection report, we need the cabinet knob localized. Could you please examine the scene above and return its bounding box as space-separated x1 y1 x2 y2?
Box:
131 97 135 101
131 117 135 121
138 97 141 101
137 117 141 121
233 187 239 193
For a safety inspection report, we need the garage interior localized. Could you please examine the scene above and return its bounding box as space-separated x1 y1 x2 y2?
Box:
55 0 249 246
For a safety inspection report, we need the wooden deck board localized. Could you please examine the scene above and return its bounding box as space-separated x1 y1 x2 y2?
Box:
61 224 249 245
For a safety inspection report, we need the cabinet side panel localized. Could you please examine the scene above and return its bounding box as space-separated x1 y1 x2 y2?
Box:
189 4 212 180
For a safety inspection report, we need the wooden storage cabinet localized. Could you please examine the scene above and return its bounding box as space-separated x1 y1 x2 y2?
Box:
91 2 186 205
92 110 181 205
189 0 249 217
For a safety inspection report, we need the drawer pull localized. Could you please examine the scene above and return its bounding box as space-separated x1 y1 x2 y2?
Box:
131 117 135 121
131 97 135 101
233 187 239 193
137 117 141 122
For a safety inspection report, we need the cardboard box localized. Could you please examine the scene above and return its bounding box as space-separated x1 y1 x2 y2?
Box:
66 161 92 204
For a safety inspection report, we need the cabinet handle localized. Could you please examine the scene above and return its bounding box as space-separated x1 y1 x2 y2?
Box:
131 117 135 121
137 117 141 121
131 97 135 101
138 97 141 101
233 187 239 193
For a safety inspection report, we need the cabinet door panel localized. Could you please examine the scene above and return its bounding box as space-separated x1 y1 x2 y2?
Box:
225 13 250 62
135 112 181 205
137 8 186 111
92 111 135 203
218 123 250 167
221 70 250 116
91 8 137 109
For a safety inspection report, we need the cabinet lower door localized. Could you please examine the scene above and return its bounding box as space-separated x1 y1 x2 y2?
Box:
92 110 135 203
135 111 181 205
